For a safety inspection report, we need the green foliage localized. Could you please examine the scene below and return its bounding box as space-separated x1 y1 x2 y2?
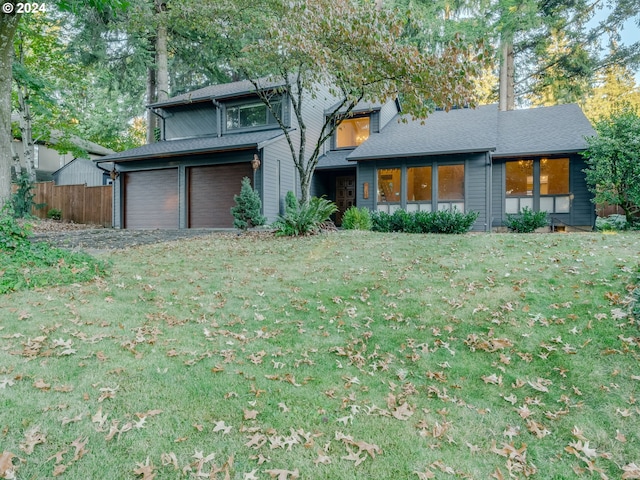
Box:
47 208 63 220
0 204 32 251
582 109 640 224
341 206 372 231
10 172 43 218
230 177 266 230
273 194 338 236
595 214 629 231
504 207 549 233
0 206 105 293
371 209 479 234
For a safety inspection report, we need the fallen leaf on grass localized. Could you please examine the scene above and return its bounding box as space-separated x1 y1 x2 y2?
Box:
0 452 19 479
133 457 155 479
265 468 299 479
622 463 640 479
19 426 46 454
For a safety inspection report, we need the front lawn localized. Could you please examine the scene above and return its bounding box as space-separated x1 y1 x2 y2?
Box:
0 231 638 479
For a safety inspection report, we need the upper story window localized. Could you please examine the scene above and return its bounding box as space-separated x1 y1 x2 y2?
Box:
336 116 370 148
225 100 281 131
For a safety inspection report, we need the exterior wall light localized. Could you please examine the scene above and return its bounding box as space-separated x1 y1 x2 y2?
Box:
251 153 261 171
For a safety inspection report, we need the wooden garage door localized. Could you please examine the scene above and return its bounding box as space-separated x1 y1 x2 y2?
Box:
124 169 179 229
189 163 253 228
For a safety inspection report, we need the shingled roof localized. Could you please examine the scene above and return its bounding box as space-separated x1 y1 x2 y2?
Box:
149 78 287 108
98 130 286 163
346 103 594 162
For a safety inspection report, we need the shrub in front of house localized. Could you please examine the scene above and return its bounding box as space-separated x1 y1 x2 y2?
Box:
47 208 62 221
231 177 266 230
427 209 479 234
504 207 549 233
370 209 478 234
341 206 372 230
273 193 338 236
595 214 628 231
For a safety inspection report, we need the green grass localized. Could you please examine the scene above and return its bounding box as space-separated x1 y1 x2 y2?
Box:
0 241 106 294
0 231 638 479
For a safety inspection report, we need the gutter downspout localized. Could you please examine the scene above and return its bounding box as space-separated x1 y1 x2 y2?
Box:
212 99 222 137
149 108 169 141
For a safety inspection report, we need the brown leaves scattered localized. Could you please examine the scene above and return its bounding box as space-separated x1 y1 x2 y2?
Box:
19 426 46 455
0 452 20 479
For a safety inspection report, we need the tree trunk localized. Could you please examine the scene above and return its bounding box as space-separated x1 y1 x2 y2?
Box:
146 65 157 144
17 84 36 182
0 10 21 206
146 1 169 144
498 39 515 111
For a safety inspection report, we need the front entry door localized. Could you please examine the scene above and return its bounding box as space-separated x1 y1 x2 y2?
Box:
335 175 356 226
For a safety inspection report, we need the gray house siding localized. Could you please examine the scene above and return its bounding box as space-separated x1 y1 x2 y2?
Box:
356 153 489 231
263 136 298 219
378 101 399 131
491 160 504 228
163 104 217 140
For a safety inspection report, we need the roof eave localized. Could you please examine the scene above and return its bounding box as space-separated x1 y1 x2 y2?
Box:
491 148 586 159
348 147 495 161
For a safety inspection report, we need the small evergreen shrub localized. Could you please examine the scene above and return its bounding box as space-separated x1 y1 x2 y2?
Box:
371 211 393 232
595 214 628 231
47 208 62 220
504 207 548 233
341 206 372 230
230 177 266 230
429 209 479 234
273 194 338 236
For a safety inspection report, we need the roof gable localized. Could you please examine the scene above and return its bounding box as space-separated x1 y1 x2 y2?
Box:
494 103 595 158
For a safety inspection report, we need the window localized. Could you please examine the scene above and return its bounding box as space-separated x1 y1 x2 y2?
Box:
336 117 370 148
505 158 570 214
540 158 570 213
226 101 280 131
377 168 401 212
505 160 533 214
407 166 432 211
438 165 464 211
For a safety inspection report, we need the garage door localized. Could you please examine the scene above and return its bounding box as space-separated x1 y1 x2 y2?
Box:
124 169 179 229
188 163 253 228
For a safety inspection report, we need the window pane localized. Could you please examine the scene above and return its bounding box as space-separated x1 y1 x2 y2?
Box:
226 106 239 130
407 166 432 202
521 197 533 211
506 160 533 196
505 198 519 214
555 195 571 213
239 104 267 127
377 168 401 203
336 117 370 148
541 158 569 195
438 165 464 200
540 196 554 212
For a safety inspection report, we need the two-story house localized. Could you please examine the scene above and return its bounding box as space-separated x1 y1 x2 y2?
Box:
98 79 596 231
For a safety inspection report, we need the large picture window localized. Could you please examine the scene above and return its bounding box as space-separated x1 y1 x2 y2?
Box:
504 158 571 214
438 165 465 211
336 117 370 148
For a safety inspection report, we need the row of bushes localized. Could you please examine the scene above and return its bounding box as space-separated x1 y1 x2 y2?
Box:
343 206 479 234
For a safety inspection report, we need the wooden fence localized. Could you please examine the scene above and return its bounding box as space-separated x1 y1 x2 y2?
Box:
14 182 112 227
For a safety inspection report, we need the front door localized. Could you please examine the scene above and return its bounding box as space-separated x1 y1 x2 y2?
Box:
335 175 356 226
